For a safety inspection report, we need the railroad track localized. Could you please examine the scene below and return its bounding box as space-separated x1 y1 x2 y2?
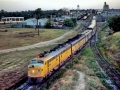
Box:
17 82 36 90
90 35 120 89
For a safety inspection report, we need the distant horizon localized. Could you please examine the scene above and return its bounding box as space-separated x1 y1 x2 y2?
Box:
3 8 120 13
0 0 120 12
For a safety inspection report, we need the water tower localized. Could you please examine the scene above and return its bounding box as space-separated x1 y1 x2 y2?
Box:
77 5 80 10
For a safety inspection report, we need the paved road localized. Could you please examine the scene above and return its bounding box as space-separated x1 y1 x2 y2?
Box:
0 25 80 54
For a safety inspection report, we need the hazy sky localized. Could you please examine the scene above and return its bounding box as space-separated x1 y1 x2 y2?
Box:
0 0 120 12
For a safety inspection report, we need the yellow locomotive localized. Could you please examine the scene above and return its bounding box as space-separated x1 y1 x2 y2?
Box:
28 16 96 83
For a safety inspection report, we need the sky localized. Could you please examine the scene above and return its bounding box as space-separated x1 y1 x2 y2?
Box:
0 0 120 12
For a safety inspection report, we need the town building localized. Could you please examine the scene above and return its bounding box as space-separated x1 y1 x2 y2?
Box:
22 18 48 28
103 2 109 11
0 17 24 23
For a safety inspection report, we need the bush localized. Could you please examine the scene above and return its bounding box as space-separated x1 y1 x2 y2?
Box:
58 86 71 90
74 58 79 64
71 18 77 25
108 15 120 32
66 63 73 69
63 19 74 27
72 71 79 81
45 19 53 28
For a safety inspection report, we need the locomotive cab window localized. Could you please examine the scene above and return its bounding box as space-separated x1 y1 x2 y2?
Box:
37 60 44 64
30 60 37 64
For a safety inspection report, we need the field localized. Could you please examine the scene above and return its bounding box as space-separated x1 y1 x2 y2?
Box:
0 29 77 90
0 45 56 89
0 28 68 50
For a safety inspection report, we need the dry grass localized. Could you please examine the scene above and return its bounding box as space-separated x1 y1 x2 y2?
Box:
0 45 56 89
56 30 78 43
0 45 56 71
0 28 68 50
98 24 120 74
72 47 107 90
50 70 75 90
86 76 106 90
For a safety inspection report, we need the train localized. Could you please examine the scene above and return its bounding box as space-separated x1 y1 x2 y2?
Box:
28 16 96 83
77 13 90 20
82 13 91 20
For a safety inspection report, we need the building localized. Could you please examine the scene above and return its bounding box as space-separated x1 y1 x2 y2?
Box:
103 2 109 11
22 18 48 28
0 17 24 23
77 5 80 10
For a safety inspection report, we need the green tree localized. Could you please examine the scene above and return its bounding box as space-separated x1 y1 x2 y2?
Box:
45 19 53 28
0 9 5 20
63 19 74 27
108 15 120 33
71 18 77 25
34 8 42 35
58 9 64 17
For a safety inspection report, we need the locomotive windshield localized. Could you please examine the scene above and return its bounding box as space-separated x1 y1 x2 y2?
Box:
30 59 37 64
37 60 44 64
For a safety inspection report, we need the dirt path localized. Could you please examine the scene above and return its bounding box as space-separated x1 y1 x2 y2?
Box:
74 71 85 90
0 25 80 54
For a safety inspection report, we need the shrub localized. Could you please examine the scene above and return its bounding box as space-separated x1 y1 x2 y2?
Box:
63 19 74 27
108 15 120 32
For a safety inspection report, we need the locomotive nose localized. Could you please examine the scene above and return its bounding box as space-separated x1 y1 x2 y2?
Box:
28 65 34 68
32 70 35 73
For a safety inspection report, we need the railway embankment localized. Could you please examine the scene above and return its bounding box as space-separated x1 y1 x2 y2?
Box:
97 23 120 77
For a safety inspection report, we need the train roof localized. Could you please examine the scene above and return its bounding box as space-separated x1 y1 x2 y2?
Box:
37 44 71 62
70 34 86 45
83 16 87 19
36 34 84 62
87 20 96 29
81 30 92 35
93 16 96 20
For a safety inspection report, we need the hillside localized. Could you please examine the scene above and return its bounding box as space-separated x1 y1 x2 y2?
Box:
103 32 120 52
97 23 120 75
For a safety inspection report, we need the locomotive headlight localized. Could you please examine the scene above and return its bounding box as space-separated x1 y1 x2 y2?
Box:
32 70 35 73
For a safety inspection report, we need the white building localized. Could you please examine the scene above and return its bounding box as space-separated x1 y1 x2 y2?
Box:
0 17 24 23
22 18 48 28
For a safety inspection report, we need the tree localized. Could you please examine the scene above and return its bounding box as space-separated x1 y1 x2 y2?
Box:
34 8 42 35
58 8 69 16
45 19 53 28
0 9 5 19
58 9 64 17
108 15 120 33
63 19 74 27
71 18 77 25
62 7 69 15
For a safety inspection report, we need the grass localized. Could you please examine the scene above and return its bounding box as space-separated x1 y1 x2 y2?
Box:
72 47 110 90
0 45 57 90
75 26 83 33
49 69 76 90
58 86 71 90
0 28 78 70
0 45 56 70
0 28 68 50
97 23 120 74
56 31 78 44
